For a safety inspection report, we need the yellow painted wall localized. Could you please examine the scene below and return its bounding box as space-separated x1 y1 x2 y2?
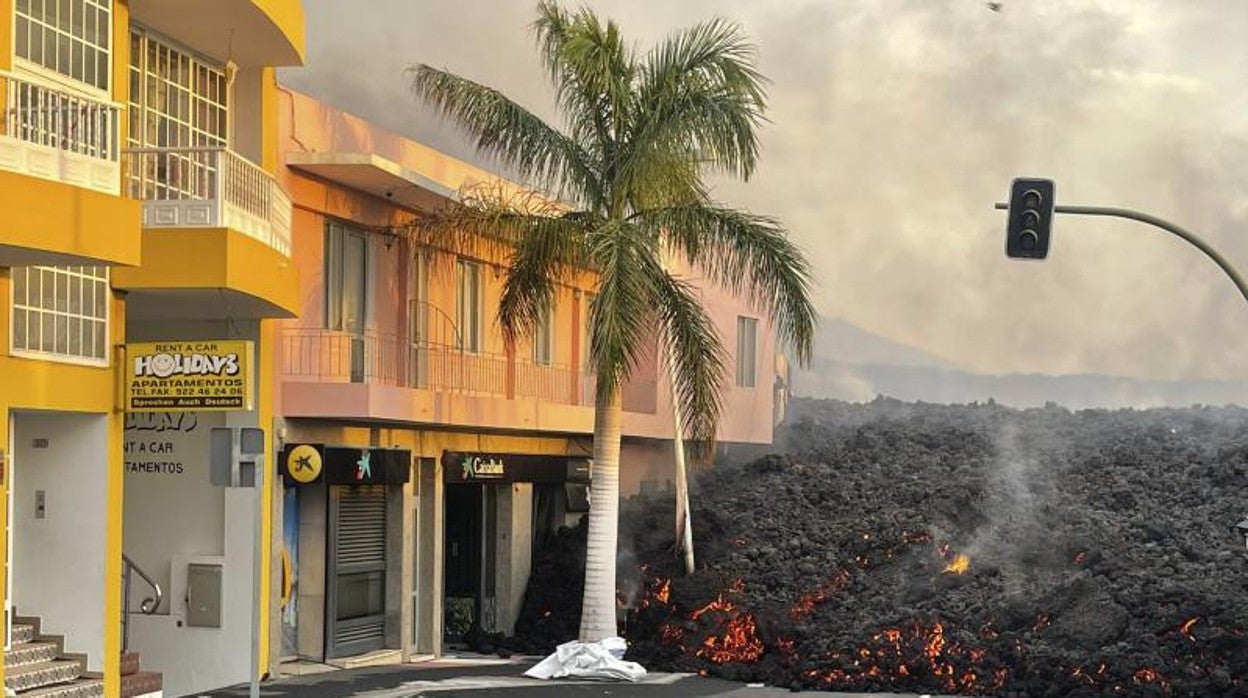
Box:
0 0 12 72
0 282 128 698
111 228 300 318
254 0 306 65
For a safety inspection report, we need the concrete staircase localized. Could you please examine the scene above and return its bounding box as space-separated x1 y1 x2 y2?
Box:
5 617 162 697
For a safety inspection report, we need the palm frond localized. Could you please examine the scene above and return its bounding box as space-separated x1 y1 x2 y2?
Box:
497 210 594 346
637 203 817 365
532 1 636 171
410 65 600 203
624 17 768 185
642 256 727 450
584 219 657 397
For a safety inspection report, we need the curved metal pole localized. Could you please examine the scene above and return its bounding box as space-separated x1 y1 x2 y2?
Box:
995 203 1248 305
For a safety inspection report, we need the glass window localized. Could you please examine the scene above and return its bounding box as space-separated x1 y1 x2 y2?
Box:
736 316 758 388
325 222 368 334
11 266 109 364
15 0 111 91
455 260 482 353
127 28 230 199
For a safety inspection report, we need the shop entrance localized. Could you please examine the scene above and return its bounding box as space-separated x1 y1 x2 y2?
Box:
443 484 483 643
327 485 387 658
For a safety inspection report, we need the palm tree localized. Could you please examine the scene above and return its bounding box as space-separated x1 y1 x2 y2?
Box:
412 2 815 642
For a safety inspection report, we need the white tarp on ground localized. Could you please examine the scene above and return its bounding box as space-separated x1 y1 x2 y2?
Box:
524 638 647 682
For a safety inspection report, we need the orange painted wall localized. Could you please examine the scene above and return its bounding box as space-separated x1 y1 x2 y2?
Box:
274 87 779 447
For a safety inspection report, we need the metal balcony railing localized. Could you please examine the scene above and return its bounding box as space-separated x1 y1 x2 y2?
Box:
280 328 596 407
123 146 293 256
0 71 121 194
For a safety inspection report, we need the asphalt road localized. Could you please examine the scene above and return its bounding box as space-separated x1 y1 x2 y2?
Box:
203 659 946 698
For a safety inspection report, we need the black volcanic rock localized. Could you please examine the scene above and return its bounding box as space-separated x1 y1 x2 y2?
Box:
512 399 1248 696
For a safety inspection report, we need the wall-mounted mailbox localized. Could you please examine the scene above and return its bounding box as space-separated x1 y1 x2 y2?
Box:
187 563 222 628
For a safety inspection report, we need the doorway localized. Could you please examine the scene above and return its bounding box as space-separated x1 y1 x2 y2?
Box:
326 485 387 658
443 484 482 643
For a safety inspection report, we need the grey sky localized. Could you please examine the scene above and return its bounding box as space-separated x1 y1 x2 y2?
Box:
281 1 1248 382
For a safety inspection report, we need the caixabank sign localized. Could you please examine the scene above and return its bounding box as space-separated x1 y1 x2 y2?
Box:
125 341 254 411
280 444 412 486
442 451 591 484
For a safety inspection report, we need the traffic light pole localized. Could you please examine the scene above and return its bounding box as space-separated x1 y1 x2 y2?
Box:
994 203 1248 305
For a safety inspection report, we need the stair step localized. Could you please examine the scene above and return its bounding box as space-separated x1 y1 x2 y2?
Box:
18 678 104 698
5 660 83 693
5 641 60 668
12 624 37 644
119 652 140 677
120 671 162 698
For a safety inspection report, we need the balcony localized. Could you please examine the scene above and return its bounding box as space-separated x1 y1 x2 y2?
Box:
0 72 140 267
280 329 598 432
0 71 121 194
112 148 297 319
124 147 292 256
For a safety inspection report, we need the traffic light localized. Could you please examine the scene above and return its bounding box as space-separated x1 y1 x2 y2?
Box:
1005 178 1055 259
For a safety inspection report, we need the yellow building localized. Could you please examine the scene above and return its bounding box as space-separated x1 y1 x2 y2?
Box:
0 1 304 696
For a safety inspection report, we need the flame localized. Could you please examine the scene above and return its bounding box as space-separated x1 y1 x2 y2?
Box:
697 613 764 664
540 609 551 618
655 579 671 605
1032 613 1051 632
943 554 970 574
690 594 734 621
1180 616 1198 641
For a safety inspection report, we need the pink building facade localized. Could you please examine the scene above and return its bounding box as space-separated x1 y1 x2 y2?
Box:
269 88 785 664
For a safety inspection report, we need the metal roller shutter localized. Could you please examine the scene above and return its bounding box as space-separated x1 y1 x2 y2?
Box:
329 485 387 658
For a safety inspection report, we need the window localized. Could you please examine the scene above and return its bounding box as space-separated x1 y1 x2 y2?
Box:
580 292 595 370
533 299 554 365
127 29 230 199
736 316 758 388
11 266 109 364
455 260 482 353
325 222 368 334
15 0 113 92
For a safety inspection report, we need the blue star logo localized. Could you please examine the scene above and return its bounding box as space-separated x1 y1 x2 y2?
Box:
356 450 371 481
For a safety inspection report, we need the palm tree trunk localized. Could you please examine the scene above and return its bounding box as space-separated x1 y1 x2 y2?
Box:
579 386 623 642
667 352 695 575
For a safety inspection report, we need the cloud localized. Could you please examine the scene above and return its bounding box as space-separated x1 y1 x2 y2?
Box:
284 0 1248 382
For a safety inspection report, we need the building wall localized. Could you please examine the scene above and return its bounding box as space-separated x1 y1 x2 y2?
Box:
121 319 276 697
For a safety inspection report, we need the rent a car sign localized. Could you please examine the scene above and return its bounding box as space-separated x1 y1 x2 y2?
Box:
125 340 254 412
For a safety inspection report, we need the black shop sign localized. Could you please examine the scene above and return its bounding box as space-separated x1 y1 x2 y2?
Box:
442 451 591 484
280 443 411 486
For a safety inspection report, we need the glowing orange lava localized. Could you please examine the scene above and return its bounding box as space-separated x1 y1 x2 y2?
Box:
943 554 970 575
697 613 764 664
1180 617 1199 641
655 579 671 604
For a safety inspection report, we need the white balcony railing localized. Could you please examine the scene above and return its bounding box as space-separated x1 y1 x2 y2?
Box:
124 147 293 257
0 71 121 194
